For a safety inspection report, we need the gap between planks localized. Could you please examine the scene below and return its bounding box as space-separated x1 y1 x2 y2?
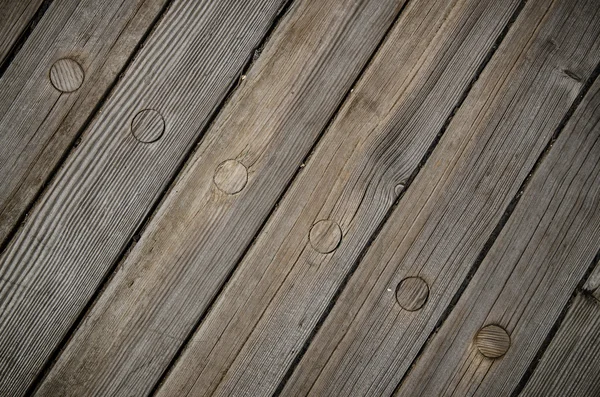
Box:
395 65 600 396
0 0 290 395
27 0 409 395
150 0 410 394
0 0 173 250
156 0 532 395
30 0 297 394
397 32 600 397
281 0 600 394
518 254 600 396
0 0 47 74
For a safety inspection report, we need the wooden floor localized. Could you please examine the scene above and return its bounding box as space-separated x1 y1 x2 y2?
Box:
1 0 599 395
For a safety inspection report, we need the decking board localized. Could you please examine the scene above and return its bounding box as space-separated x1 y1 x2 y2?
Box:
0 0 44 65
32 0 408 395
154 0 529 394
0 0 169 247
520 292 600 396
281 0 600 395
0 0 290 394
0 0 598 395
396 72 600 396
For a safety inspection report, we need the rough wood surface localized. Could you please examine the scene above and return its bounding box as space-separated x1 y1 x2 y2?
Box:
0 0 169 247
397 74 600 397
584 258 600 300
0 0 289 394
34 0 407 395
157 0 526 395
0 0 44 63
521 293 600 397
282 0 600 395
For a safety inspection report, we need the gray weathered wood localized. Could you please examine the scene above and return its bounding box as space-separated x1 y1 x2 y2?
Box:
396 72 600 397
282 0 600 395
156 0 528 395
0 0 290 395
0 0 169 247
584 258 600 301
521 293 600 397
34 1 407 395
0 0 44 63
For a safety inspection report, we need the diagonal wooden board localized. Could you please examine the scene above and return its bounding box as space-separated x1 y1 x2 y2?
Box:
396 72 600 397
155 0 530 395
0 0 44 64
281 0 600 395
521 285 600 395
0 0 291 395
0 0 169 246
32 0 408 395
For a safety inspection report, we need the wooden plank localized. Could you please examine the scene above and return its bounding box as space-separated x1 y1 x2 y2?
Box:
0 0 290 395
281 0 600 395
395 73 600 396
33 0 408 395
0 0 169 246
155 0 529 395
520 293 600 396
0 0 44 64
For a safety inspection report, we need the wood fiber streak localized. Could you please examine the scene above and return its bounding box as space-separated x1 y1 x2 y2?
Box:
520 294 600 397
0 0 44 63
35 0 405 396
0 0 288 395
0 0 168 246
397 76 600 395
158 0 524 395
584 258 600 300
284 0 600 395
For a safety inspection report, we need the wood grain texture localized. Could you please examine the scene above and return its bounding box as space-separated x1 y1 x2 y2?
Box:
34 0 406 396
584 258 600 300
0 0 169 247
283 0 600 395
0 0 289 395
0 0 44 63
157 0 526 395
520 294 600 397
396 51 600 397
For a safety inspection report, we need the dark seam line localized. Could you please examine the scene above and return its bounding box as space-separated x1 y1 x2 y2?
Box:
21 0 178 394
0 0 54 78
511 247 600 395
283 0 532 394
394 30 600 397
144 1 300 396
147 1 417 396
270 0 526 393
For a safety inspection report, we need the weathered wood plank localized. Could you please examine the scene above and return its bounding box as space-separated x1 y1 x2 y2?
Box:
156 0 528 395
0 0 290 394
0 0 44 64
34 1 407 395
520 293 600 396
0 0 169 247
281 0 600 395
396 73 600 396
